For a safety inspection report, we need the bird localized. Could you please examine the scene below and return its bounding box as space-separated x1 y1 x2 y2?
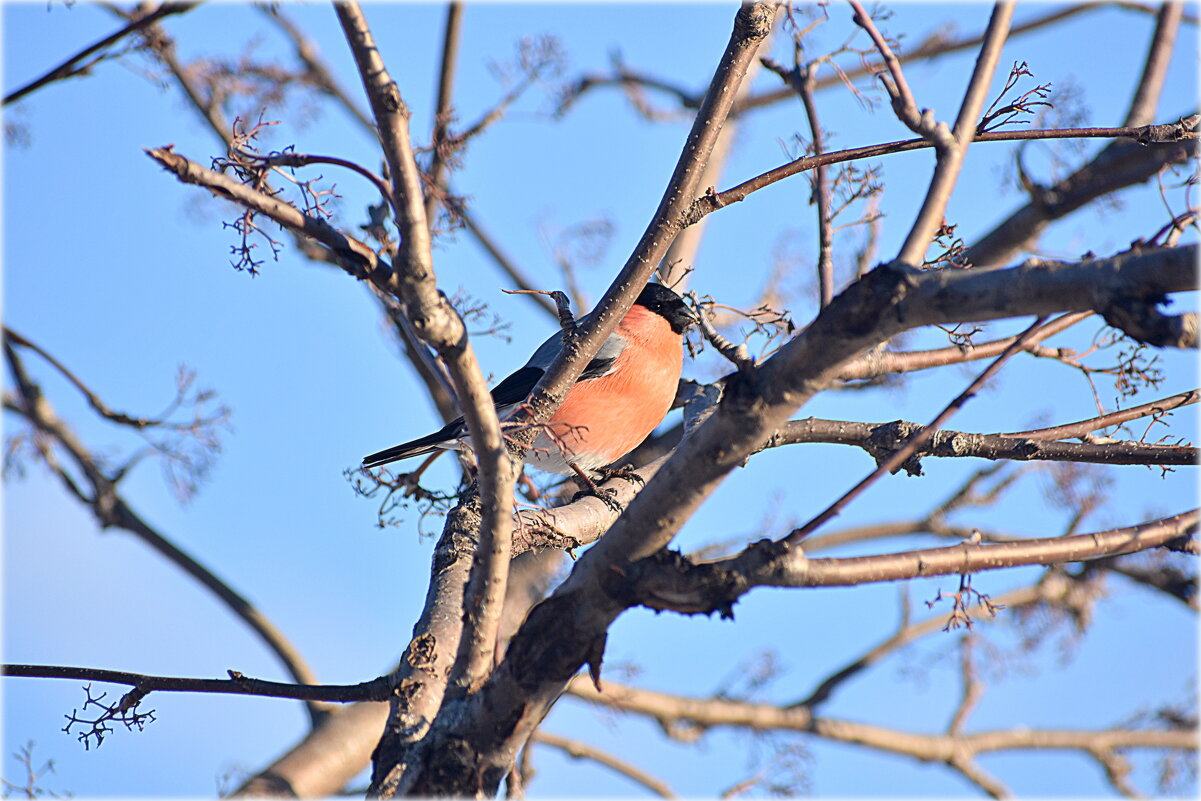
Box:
362 282 697 492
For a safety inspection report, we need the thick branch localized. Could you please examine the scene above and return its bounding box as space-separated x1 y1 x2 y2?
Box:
472 244 1196 779
385 6 780 796
621 510 1197 618
1124 3 1185 128
762 416 1198 468
335 2 514 705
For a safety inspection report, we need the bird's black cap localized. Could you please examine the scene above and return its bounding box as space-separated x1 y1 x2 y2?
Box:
635 283 697 335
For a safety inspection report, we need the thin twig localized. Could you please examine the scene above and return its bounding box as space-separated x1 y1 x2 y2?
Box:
425 2 464 227
847 0 925 134
232 148 392 202
687 117 1198 226
531 731 678 798
787 314 1047 543
639 511 1198 603
892 1 1015 266
256 3 376 134
568 671 1197 764
4 2 197 106
762 53 835 307
947 635 984 735
2 343 327 725
3 663 391 704
1002 389 1199 440
838 312 1091 381
795 579 1058 709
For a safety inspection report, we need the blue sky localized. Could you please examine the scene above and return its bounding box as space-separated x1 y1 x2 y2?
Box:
3 2 1198 797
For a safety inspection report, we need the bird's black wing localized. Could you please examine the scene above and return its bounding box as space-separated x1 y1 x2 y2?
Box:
487 366 543 407
362 354 617 469
488 352 617 406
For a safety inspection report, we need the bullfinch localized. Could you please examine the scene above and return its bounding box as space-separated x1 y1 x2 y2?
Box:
362 282 696 483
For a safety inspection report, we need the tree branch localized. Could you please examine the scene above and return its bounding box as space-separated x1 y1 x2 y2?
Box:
620 510 1197 619
2 339 326 725
836 312 1091 381
530 731 677 798
687 117 1198 226
1003 388 1198 439
1123 2 1185 128
566 676 1196 786
2 663 391 704
334 0 516 759
425 1 464 228
886 0 1014 266
761 416 1198 468
786 313 1047 542
381 6 780 795
3 2 197 106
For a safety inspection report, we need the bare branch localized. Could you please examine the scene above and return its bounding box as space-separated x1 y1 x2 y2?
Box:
762 53 835 307
3 2 197 106
787 313 1047 543
761 416 1197 468
146 146 385 279
1124 3 1185 128
837 312 1091 381
847 0 926 135
231 147 392 203
3 663 390 704
231 701 389 797
335 0 514 709
1004 388 1199 439
531 731 677 798
3 341 325 725
948 636 984 735
562 5 1185 119
893 1 1014 267
689 116 1198 226
567 675 1197 770
622 510 1197 617
425 2 464 228
256 3 376 134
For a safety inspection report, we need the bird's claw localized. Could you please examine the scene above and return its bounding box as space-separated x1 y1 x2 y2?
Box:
572 485 624 512
595 464 645 486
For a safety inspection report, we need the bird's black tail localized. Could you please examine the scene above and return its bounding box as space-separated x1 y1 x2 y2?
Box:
362 418 464 468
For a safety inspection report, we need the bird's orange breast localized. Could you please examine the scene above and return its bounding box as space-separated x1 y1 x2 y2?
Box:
543 305 683 469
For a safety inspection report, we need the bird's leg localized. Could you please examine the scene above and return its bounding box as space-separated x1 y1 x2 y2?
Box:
569 463 623 512
594 464 645 486
517 470 542 502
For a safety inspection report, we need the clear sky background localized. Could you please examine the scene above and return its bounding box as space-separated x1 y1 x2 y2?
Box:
2 1 1198 798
